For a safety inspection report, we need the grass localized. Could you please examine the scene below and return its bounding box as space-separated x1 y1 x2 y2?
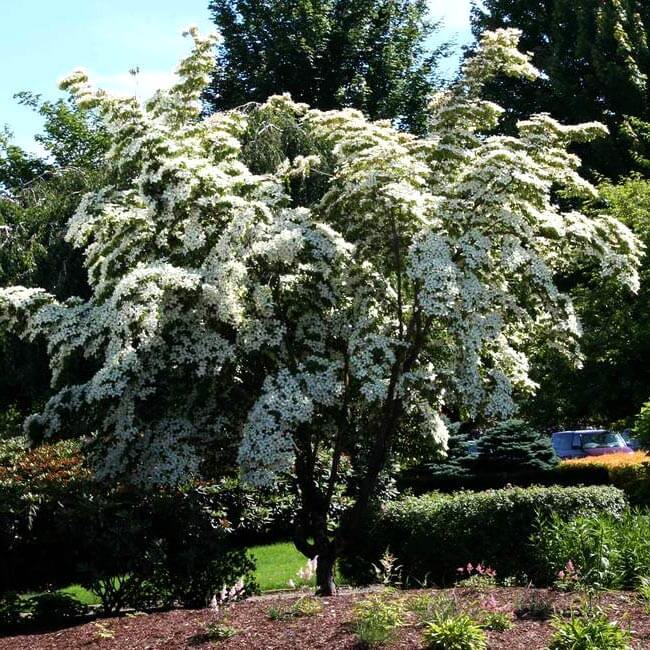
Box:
249 540 314 591
17 541 344 607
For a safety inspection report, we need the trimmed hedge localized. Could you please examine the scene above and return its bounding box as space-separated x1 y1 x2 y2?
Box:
340 485 627 587
558 457 650 506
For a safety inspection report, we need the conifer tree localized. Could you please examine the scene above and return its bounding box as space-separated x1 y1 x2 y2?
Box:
476 419 558 473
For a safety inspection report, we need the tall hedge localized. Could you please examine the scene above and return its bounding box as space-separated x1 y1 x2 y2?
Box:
340 485 627 586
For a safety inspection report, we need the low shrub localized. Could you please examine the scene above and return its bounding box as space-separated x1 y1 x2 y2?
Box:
547 611 632 650
340 485 627 586
513 590 556 621
532 511 650 589
0 592 22 627
26 592 88 625
407 592 459 624
353 593 405 647
478 611 513 631
558 453 650 506
423 614 487 650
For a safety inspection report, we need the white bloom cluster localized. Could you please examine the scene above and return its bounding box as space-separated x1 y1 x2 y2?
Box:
0 28 641 487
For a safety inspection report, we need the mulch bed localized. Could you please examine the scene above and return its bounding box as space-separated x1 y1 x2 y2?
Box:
2 587 649 649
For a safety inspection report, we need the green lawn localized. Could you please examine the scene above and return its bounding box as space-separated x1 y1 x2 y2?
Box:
248 540 315 591
20 540 345 606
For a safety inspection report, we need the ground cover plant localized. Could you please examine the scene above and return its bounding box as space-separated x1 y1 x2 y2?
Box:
0 25 641 597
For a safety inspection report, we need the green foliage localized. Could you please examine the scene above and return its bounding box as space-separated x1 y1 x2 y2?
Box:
407 592 459 624
0 592 22 627
206 0 448 133
634 400 650 450
204 621 237 640
525 174 650 430
268 596 324 620
353 593 405 647
472 0 650 179
340 486 627 586
476 419 558 473
478 610 512 632
547 611 632 650
637 576 650 611
0 445 259 611
513 590 555 621
26 591 88 625
533 511 650 589
423 614 487 650
0 94 109 420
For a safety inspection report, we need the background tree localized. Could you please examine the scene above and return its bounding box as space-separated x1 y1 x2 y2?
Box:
471 0 650 179
204 0 448 133
475 419 558 473
523 175 650 429
0 94 108 425
0 29 640 596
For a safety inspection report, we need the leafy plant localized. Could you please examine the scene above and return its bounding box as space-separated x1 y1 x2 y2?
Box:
514 590 555 621
0 592 23 627
407 592 459 624
423 614 487 650
267 596 323 621
479 610 513 631
354 594 405 647
547 611 632 650
27 592 88 625
638 576 650 612
205 621 237 641
533 511 650 590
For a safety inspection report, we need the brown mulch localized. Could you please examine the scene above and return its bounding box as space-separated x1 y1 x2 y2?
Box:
2 587 650 650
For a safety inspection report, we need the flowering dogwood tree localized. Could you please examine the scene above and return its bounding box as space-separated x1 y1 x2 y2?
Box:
0 28 641 594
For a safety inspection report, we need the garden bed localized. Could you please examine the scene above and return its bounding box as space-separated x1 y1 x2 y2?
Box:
2 587 649 649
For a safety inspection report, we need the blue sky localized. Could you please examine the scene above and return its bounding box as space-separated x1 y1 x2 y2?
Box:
0 0 474 153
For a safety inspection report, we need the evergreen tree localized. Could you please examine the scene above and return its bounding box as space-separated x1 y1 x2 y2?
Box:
205 0 448 133
476 420 558 473
471 0 650 178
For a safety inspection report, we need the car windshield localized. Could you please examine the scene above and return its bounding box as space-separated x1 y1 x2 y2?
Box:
581 432 625 449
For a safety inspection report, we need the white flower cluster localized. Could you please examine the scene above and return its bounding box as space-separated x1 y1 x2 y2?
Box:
0 28 641 486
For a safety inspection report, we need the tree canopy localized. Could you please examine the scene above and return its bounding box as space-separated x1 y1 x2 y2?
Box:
0 28 641 594
204 0 448 133
471 0 650 178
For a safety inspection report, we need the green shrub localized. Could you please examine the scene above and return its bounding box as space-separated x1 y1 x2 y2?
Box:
354 594 405 647
533 510 650 589
476 419 557 473
26 592 88 625
514 590 555 621
479 611 513 631
634 399 650 450
423 614 487 650
407 592 459 624
0 592 22 627
340 485 627 586
547 612 631 650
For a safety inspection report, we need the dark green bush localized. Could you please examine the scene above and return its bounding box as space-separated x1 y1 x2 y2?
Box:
0 592 22 627
475 419 558 473
26 592 88 625
340 485 627 586
532 510 650 589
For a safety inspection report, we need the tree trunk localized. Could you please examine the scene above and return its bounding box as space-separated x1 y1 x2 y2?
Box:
315 550 337 596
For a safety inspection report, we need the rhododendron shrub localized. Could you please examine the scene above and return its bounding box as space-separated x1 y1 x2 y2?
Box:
0 28 641 594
